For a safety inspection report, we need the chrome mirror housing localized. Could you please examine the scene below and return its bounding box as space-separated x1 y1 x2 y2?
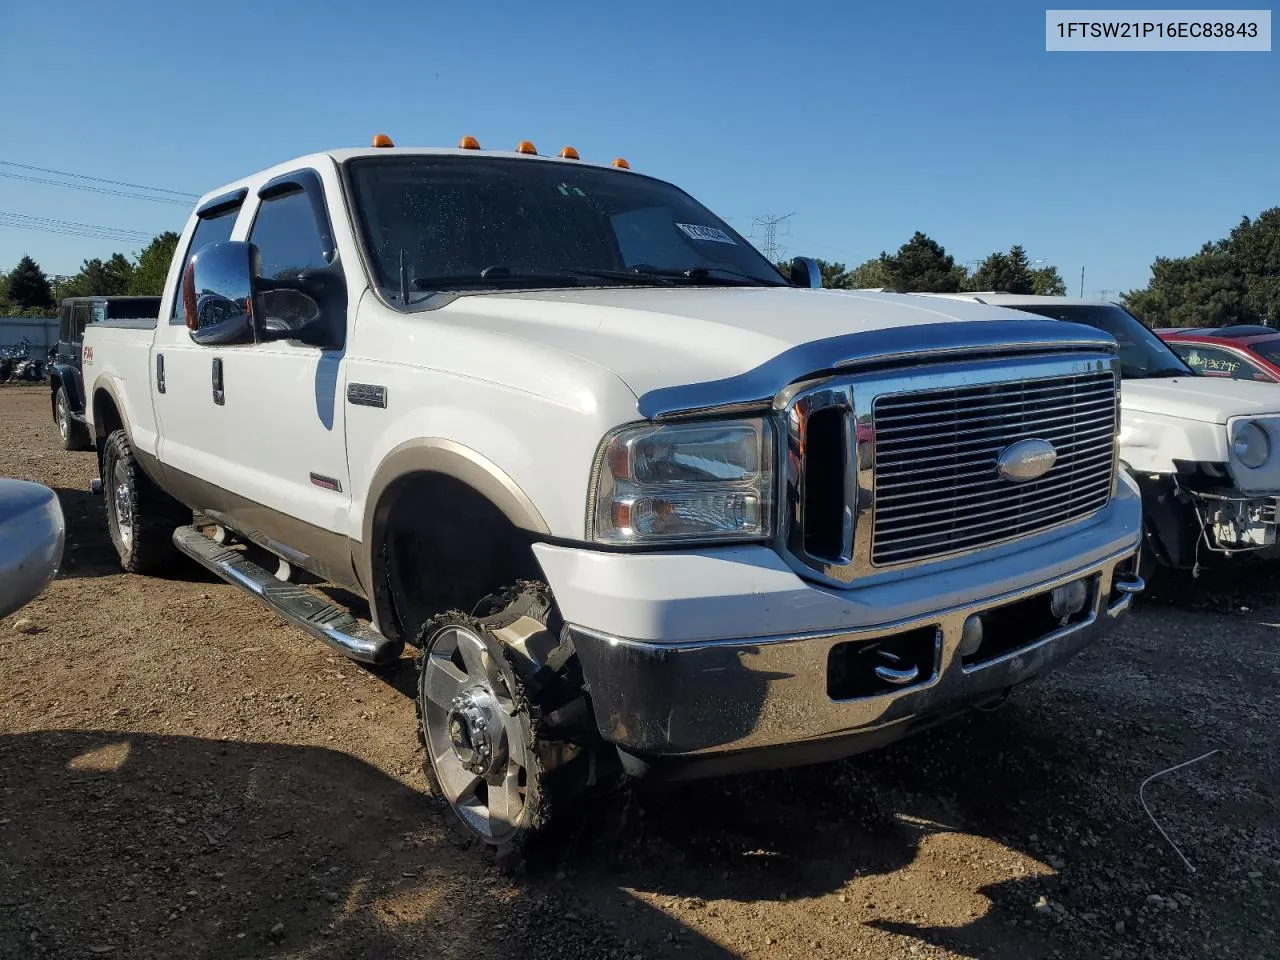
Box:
184 241 261 345
790 257 823 289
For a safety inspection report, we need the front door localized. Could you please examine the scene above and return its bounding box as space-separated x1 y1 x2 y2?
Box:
206 171 354 585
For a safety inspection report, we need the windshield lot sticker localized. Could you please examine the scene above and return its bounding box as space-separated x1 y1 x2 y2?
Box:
676 223 737 244
1186 350 1240 375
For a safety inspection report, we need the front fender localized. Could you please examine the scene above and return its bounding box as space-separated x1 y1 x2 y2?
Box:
1119 409 1228 474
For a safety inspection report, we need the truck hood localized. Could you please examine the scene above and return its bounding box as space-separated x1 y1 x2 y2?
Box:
1122 377 1280 424
438 286 1061 399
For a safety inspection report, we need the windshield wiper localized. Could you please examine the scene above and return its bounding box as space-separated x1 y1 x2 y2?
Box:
408 263 786 295
412 267 585 291
412 264 684 292
626 263 788 287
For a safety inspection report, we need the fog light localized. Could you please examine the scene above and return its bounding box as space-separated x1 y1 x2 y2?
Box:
959 614 984 657
1049 580 1089 621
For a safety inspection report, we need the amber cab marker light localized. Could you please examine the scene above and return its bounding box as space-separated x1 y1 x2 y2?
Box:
559 146 580 160
612 157 630 169
516 140 538 155
371 133 395 148
458 135 481 150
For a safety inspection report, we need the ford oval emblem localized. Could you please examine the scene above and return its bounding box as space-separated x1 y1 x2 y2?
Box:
997 438 1057 483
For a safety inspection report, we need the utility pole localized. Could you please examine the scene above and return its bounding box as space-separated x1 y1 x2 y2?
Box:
751 213 794 262
1079 266 1085 298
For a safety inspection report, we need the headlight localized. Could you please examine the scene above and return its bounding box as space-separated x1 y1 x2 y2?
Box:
589 419 774 544
1231 420 1270 468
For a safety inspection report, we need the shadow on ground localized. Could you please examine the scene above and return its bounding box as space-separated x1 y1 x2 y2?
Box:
51 486 214 582
0 731 737 960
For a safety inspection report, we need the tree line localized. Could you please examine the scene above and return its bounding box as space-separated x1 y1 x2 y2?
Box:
781 235 1067 297
783 205 1279 329
0 232 179 317
1122 207 1279 328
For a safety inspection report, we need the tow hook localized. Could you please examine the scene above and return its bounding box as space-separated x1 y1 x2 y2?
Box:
89 478 103 496
1113 574 1145 595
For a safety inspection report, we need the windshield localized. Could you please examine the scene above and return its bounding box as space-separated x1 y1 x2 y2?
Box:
346 156 787 301
1007 303 1191 379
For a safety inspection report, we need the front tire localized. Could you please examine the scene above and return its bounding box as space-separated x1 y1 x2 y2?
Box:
102 429 187 573
416 582 596 854
55 387 92 451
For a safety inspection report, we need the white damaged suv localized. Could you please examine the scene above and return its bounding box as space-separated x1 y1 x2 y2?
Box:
920 294 1280 578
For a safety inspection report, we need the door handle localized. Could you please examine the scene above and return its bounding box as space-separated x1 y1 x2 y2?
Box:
212 357 224 406
156 353 166 394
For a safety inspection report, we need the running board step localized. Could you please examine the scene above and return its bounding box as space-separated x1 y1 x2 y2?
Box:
173 525 402 665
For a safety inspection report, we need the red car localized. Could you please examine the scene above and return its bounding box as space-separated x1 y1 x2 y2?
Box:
1157 325 1280 383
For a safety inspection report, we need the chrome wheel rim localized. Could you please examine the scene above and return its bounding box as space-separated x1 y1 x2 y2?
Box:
421 625 528 843
109 462 134 554
56 394 68 439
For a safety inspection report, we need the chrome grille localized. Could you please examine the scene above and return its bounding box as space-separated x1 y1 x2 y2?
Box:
870 370 1117 566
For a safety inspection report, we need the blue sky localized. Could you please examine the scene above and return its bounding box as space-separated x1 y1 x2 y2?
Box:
1 0 1275 297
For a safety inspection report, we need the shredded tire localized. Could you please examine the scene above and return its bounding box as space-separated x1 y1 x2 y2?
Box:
414 581 599 859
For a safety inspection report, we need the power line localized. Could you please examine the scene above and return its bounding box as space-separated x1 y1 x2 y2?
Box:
751 213 794 262
0 215 162 245
0 160 197 199
0 171 193 205
0 221 152 243
0 211 155 241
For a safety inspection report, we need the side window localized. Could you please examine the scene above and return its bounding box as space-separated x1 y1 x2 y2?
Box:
172 206 241 325
71 304 92 341
1174 344 1267 380
58 303 72 342
248 189 329 331
249 189 329 280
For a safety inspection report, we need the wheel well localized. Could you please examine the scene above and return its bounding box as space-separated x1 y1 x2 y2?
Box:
49 374 61 415
371 472 543 646
92 390 124 468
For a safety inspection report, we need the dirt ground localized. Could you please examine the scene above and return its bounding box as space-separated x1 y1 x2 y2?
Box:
0 382 1275 960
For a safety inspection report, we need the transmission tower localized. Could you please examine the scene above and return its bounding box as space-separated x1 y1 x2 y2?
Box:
751 213 794 261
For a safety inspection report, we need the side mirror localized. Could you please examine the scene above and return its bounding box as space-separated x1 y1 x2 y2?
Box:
184 240 346 350
184 241 259 346
790 256 822 289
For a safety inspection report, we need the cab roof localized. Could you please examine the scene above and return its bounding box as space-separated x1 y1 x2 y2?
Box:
195 146 637 211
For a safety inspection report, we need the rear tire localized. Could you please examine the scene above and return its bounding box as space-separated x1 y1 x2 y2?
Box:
102 428 188 574
55 387 92 451
415 581 597 856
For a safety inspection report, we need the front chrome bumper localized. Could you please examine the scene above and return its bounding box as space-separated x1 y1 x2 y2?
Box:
570 545 1141 779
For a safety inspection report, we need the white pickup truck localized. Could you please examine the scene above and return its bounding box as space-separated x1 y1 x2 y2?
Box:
920 294 1280 578
82 137 1143 851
